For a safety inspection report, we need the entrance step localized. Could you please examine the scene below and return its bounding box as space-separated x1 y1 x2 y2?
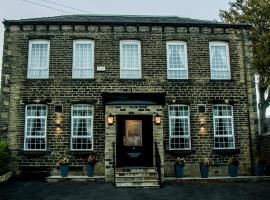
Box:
115 167 160 188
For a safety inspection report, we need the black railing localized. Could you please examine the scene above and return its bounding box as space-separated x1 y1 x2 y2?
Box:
113 142 116 186
154 142 162 187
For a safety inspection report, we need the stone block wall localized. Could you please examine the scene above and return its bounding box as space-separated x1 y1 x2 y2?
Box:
0 22 257 177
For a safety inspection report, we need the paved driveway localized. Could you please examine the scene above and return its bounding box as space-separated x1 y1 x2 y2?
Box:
1 181 270 200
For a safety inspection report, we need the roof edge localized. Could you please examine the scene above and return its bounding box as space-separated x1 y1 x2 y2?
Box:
2 20 251 29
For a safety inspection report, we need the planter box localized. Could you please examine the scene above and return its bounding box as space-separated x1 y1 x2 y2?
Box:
60 165 69 177
175 165 184 178
228 165 238 177
86 164 95 177
255 164 264 176
200 165 209 178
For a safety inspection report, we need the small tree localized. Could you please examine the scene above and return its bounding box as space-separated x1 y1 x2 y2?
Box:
0 138 10 175
220 0 270 134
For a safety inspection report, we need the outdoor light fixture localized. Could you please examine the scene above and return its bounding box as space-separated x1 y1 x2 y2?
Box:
55 126 62 136
54 112 62 135
107 113 114 125
154 113 161 125
54 112 62 125
199 113 206 135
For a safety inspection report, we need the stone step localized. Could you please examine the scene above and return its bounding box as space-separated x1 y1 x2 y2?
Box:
116 177 158 182
115 181 160 188
116 167 156 173
115 172 157 177
115 167 160 188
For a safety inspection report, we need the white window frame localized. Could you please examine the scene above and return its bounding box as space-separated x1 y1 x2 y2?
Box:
120 40 141 79
213 104 235 149
24 104 47 151
27 40 50 79
71 104 94 151
209 41 231 80
166 41 188 79
169 105 191 150
72 40 95 79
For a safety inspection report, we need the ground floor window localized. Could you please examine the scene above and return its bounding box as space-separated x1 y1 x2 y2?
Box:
71 104 93 150
213 104 235 149
169 105 191 150
24 105 47 150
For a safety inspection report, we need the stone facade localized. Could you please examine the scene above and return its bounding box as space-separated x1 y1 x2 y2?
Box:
0 15 257 179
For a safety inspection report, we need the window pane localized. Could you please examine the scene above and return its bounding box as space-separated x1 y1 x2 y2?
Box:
213 105 234 149
25 105 47 150
120 41 141 79
167 43 188 79
210 42 230 79
71 105 93 150
28 41 49 79
169 105 190 150
73 41 94 79
170 118 189 136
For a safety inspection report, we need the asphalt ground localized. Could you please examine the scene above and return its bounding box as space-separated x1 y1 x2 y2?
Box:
1 181 270 200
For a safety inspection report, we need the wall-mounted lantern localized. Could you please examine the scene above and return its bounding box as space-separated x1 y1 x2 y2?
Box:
107 113 114 125
154 113 161 125
199 113 206 135
54 112 62 135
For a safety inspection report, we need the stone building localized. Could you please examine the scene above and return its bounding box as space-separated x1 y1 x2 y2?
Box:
0 15 257 186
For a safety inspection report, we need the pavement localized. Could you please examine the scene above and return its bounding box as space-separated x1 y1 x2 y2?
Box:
1 181 270 200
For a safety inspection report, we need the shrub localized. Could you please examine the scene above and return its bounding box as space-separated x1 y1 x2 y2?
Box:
0 138 11 175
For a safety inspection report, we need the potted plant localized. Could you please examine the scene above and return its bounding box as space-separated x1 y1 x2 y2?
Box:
174 158 186 178
58 157 71 177
228 157 240 177
255 157 266 176
200 158 210 178
86 154 97 177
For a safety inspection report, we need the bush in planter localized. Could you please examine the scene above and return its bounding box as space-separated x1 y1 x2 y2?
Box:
200 158 210 178
86 154 98 177
0 138 10 175
228 157 240 177
58 157 71 177
255 157 267 176
174 158 186 178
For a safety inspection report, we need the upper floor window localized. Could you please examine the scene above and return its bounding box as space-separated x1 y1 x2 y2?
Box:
166 41 188 79
209 41 230 80
71 104 94 150
24 105 47 150
27 40 50 79
213 105 235 149
169 105 191 150
120 40 141 79
73 40 94 79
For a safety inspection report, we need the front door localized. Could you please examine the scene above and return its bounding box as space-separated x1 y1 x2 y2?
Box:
116 115 153 167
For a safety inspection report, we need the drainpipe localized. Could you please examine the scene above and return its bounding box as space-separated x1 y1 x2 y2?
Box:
241 27 254 175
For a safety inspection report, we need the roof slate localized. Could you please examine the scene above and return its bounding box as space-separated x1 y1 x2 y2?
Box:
3 14 249 28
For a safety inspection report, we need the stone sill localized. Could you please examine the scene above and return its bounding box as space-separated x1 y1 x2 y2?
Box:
212 149 240 155
167 150 196 156
19 150 51 156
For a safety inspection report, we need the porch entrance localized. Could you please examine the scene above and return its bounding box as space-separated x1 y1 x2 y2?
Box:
116 115 153 167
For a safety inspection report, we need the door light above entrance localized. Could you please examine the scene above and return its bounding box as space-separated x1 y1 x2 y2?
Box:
154 113 161 125
107 113 114 125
